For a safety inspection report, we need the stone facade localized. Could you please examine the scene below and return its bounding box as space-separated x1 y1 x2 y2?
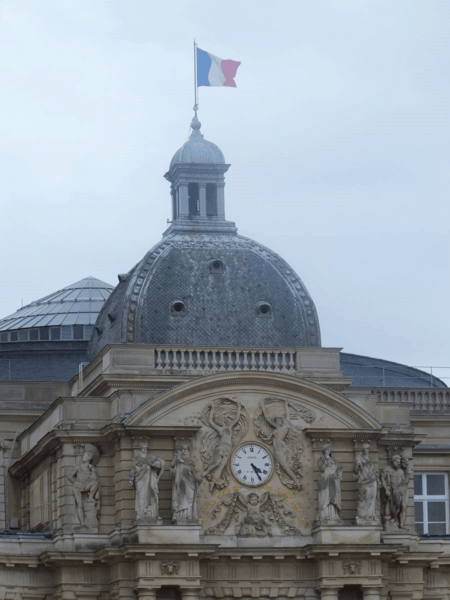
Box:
0 345 449 600
0 114 448 600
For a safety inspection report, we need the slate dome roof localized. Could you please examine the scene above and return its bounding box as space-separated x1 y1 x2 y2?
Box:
169 114 225 168
87 232 321 360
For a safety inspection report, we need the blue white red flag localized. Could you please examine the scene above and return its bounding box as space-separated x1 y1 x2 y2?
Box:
196 48 241 88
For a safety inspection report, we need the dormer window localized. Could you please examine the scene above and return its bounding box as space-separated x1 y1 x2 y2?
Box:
188 183 200 216
206 183 218 216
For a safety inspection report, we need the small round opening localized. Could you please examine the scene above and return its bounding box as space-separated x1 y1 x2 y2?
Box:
260 304 270 315
173 302 184 313
213 261 222 270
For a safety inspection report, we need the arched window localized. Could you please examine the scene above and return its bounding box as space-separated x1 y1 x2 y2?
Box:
206 183 218 216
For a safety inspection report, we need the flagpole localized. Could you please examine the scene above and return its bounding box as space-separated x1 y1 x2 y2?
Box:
194 39 198 113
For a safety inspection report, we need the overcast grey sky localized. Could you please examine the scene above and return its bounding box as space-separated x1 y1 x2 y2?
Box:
0 0 449 381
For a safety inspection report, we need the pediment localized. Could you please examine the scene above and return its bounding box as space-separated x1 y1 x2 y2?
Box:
124 371 380 430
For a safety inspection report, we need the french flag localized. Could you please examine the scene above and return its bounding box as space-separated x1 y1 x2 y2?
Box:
197 47 241 88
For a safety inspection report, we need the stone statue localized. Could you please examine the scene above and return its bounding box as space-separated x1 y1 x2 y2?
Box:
380 454 411 530
314 444 343 526
237 492 271 536
129 443 165 523
200 398 248 490
68 444 100 529
353 441 380 526
254 398 315 490
171 440 202 524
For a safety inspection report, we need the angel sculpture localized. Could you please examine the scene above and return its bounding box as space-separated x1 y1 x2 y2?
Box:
237 492 270 536
200 398 248 491
254 398 313 490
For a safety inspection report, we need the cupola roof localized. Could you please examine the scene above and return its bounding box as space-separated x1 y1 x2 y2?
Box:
169 111 225 168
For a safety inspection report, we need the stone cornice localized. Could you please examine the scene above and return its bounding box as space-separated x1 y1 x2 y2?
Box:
125 372 381 430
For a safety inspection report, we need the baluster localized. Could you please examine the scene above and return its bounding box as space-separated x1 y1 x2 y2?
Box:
219 351 225 371
196 350 203 372
188 350 194 371
242 351 249 371
288 352 295 373
250 351 257 371
173 349 180 371
156 349 163 370
281 352 288 373
257 352 264 370
273 353 280 372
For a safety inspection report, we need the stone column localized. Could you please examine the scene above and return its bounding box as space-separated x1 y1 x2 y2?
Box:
138 589 157 600
199 183 207 216
181 587 202 600
362 587 382 600
319 587 340 600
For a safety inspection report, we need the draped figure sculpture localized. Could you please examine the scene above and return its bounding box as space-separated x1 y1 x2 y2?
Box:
314 444 343 526
353 441 380 526
171 441 202 524
129 443 165 523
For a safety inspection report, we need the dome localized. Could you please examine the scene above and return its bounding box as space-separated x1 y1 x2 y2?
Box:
0 276 114 343
87 232 321 360
169 113 225 168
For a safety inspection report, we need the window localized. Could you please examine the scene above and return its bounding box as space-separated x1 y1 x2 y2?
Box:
256 302 273 318
206 183 218 216
188 183 199 216
414 473 449 535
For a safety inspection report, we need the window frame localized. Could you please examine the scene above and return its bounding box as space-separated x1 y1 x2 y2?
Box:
414 472 449 535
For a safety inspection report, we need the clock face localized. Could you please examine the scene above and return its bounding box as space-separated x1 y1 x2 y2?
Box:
231 443 273 486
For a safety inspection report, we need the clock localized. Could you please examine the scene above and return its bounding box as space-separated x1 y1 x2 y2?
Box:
231 443 273 486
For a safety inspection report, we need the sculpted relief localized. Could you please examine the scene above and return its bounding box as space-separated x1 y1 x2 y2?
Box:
254 398 315 490
200 398 249 491
205 489 300 537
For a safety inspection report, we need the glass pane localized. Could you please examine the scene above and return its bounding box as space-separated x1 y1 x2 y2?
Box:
428 501 446 521
29 329 39 341
84 325 94 339
414 475 423 496
73 325 84 340
0 333 8 342
18 331 28 341
50 327 61 340
61 313 78 326
428 522 447 535
415 522 424 535
61 326 72 340
10 331 18 341
75 313 90 325
39 327 49 340
427 475 446 496
415 501 423 521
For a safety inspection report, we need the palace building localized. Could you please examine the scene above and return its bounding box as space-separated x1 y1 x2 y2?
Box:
0 112 449 600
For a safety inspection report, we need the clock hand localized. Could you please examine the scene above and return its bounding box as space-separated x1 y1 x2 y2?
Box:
250 463 262 481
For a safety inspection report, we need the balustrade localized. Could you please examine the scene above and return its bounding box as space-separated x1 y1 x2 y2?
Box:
154 347 297 374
